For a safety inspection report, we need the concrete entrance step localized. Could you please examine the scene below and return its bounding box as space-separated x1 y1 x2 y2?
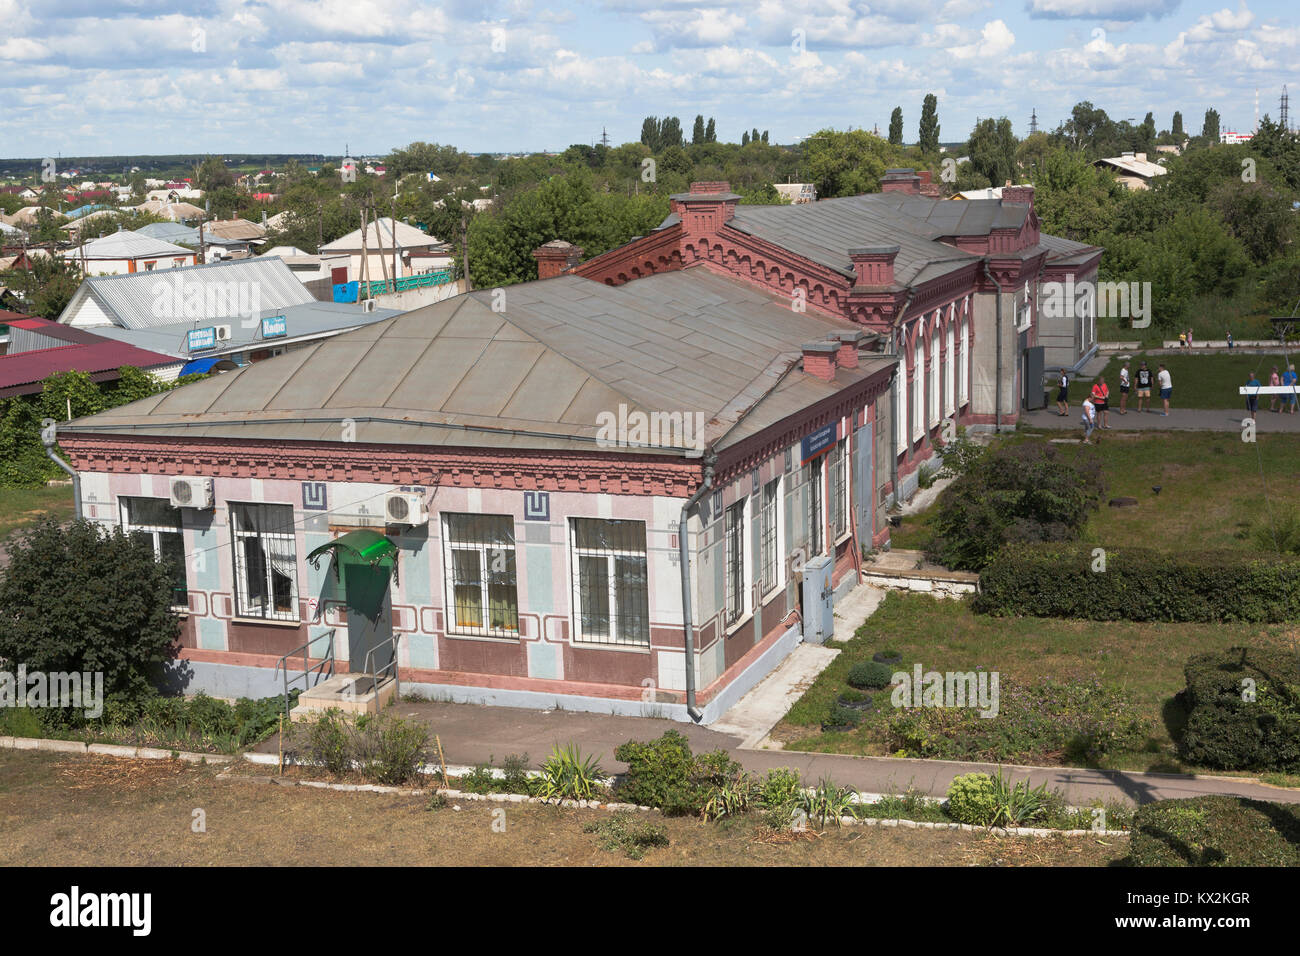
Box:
291 673 397 720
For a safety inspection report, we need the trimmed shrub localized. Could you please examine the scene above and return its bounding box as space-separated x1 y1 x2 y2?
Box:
614 730 741 815
847 660 895 690
927 442 1105 571
1128 796 1300 866
946 773 997 825
353 712 429 785
823 702 862 730
1178 647 1300 772
975 543 1300 623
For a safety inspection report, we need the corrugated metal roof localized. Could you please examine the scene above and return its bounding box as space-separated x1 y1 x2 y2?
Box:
0 340 176 396
321 217 442 251
63 270 893 456
64 257 315 330
70 230 193 260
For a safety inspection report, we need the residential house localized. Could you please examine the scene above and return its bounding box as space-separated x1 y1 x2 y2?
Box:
0 314 176 395
773 183 816 204
319 218 447 284
60 230 198 276
1093 152 1168 190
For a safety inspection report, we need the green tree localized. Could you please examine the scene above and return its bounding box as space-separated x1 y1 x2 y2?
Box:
918 94 940 155
1208 180 1295 265
193 155 234 193
692 115 705 146
966 117 1018 188
1031 146 1124 244
801 128 901 198
0 518 183 711
660 117 684 149
1202 108 1221 142
705 118 716 143
640 116 663 152
1172 111 1184 137
741 131 750 146
889 107 904 146
1139 112 1157 152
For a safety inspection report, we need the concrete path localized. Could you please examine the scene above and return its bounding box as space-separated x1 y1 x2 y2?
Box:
1022 406 1300 433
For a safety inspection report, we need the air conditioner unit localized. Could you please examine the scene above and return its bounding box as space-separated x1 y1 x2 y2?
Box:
214 324 232 341
169 477 214 509
385 492 428 525
362 299 377 313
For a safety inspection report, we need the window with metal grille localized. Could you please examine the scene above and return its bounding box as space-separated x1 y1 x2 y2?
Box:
724 498 746 625
442 513 518 637
829 438 849 539
120 496 187 608
229 502 298 621
759 478 780 595
570 518 649 646
806 457 823 556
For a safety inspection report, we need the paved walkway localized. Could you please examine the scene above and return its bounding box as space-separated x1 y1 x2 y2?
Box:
1022 406 1300 433
267 698 1300 808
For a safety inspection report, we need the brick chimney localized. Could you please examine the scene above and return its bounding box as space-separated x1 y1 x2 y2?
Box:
848 245 900 287
670 181 740 237
1000 185 1035 212
532 240 584 279
801 341 838 381
880 168 921 195
827 329 867 369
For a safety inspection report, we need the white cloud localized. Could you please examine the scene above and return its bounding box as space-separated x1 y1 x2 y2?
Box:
948 19 1014 59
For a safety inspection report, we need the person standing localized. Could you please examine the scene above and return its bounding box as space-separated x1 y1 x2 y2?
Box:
1246 372 1260 420
1056 370 1070 416
1118 362 1131 414
1270 366 1282 412
1227 331 1234 349
1284 364 1299 414
1090 378 1111 428
1081 395 1097 442
1135 361 1153 412
1178 331 1187 349
1187 329 1194 348
1157 364 1173 416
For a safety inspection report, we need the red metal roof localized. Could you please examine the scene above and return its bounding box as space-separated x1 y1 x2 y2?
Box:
0 339 177 397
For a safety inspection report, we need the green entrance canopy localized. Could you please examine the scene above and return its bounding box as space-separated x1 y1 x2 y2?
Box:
307 529 399 580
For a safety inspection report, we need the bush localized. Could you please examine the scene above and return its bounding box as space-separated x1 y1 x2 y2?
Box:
614 730 742 815
847 661 895 690
1127 796 1300 866
303 710 354 776
975 544 1300 623
823 702 862 730
0 518 182 712
927 442 1104 571
353 712 429 785
1177 647 1300 772
884 677 1148 764
946 773 997 825
533 743 604 802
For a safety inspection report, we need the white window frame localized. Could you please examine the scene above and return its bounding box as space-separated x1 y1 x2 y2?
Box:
929 324 940 429
441 512 519 639
945 320 956 416
895 355 907 450
959 318 970 406
569 518 651 647
830 436 851 543
912 337 924 443
759 476 782 599
229 502 299 622
723 497 751 630
120 496 187 611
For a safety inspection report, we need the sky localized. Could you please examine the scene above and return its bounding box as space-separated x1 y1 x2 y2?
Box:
0 0 1295 157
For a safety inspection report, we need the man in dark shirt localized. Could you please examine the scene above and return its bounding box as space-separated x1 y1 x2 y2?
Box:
1134 362 1154 413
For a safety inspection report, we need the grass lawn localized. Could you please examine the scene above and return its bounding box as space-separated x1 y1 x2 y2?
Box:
1091 350 1300 410
773 591 1296 773
0 750 1124 866
0 484 75 543
889 430 1300 557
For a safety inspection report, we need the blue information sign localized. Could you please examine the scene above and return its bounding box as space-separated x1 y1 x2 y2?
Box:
261 314 287 339
187 327 217 352
800 422 838 464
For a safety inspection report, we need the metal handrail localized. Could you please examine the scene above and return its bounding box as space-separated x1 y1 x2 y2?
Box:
273 628 336 716
362 632 401 705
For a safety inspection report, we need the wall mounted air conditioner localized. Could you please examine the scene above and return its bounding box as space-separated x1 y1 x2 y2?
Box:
362 299 377 313
214 324 233 341
169 477 214 509
385 491 428 526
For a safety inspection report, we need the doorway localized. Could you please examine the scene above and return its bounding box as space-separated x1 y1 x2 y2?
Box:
343 557 394 676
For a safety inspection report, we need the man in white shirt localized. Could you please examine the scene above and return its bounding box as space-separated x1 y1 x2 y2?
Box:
1157 365 1172 416
1081 396 1097 441
1118 362 1130 415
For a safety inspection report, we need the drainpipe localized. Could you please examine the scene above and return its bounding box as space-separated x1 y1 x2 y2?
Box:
678 451 717 723
983 262 1004 433
41 419 81 518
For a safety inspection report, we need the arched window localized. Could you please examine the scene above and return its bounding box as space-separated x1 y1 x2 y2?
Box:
929 326 940 428
945 321 955 416
959 319 970 406
913 337 924 442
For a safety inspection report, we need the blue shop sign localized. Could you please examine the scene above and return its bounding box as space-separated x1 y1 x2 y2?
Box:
187 327 217 352
800 422 838 464
261 314 287 339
